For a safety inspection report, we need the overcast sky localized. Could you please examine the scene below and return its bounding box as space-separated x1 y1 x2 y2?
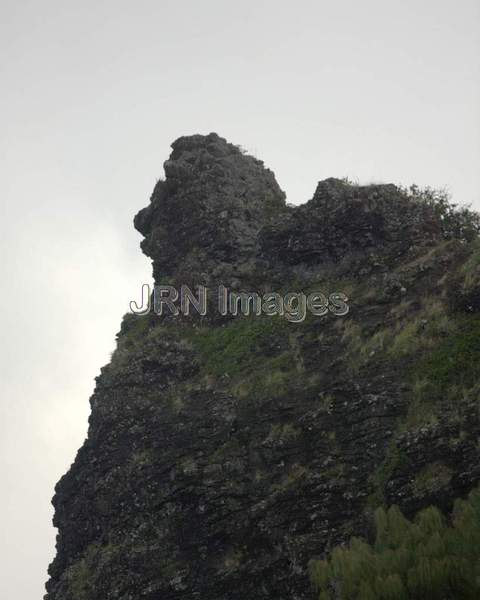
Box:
1 1 479 598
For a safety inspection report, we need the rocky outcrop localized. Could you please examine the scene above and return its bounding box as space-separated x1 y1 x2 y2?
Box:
134 133 285 289
45 134 480 600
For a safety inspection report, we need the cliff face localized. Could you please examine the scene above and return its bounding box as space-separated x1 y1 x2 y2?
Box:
46 133 480 600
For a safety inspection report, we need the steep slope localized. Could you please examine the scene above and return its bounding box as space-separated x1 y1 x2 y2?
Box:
46 133 480 600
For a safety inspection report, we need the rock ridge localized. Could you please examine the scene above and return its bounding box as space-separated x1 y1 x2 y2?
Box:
45 134 480 600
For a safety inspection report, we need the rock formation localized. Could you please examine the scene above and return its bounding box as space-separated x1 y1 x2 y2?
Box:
46 133 480 599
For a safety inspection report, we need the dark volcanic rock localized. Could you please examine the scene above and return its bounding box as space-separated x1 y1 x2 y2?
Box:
46 134 480 600
134 132 286 288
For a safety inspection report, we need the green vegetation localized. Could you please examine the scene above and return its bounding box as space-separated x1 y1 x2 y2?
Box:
368 442 409 507
273 462 308 491
388 300 454 360
310 485 480 599
447 238 480 314
415 315 480 394
460 239 480 283
190 316 289 378
340 287 480 428
110 313 156 368
413 462 453 497
340 298 454 373
117 312 155 347
66 543 101 600
189 316 306 400
400 378 439 429
405 185 480 242
264 422 301 445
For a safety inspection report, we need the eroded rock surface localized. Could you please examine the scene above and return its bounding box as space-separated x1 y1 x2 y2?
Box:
46 133 480 600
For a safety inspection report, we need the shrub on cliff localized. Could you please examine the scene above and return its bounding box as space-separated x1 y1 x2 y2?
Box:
406 185 480 243
309 485 480 599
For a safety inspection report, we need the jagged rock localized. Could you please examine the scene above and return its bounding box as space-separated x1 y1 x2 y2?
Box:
134 132 285 288
45 134 480 600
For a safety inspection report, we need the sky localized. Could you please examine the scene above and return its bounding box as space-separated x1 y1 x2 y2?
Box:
1 1 479 597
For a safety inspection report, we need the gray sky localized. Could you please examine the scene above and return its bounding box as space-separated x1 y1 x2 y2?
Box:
1 1 479 597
